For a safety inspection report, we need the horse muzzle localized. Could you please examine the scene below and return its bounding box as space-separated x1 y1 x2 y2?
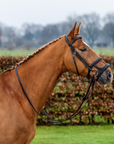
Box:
96 69 113 85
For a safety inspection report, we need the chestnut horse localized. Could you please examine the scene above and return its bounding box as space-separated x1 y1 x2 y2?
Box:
0 23 113 144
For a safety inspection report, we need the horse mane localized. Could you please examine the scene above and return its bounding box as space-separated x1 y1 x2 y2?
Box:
3 35 65 73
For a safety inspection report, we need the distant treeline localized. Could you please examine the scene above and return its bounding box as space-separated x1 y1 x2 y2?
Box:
0 12 114 49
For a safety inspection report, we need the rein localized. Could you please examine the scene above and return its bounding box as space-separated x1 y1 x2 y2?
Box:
15 35 110 123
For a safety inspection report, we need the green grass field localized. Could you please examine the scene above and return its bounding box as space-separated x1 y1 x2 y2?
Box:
0 49 35 57
31 125 114 144
93 48 114 56
0 48 114 57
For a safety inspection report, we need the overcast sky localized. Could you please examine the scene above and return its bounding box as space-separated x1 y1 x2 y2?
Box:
0 0 114 28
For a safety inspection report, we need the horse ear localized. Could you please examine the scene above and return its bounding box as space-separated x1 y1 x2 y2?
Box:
74 22 81 35
67 22 77 41
68 22 81 41
74 22 77 36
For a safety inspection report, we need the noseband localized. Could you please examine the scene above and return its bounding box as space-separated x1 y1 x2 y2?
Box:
15 35 110 123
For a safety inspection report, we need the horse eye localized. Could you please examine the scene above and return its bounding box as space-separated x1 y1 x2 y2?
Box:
79 47 87 52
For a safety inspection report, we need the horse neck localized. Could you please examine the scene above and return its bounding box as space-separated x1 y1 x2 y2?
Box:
16 37 67 114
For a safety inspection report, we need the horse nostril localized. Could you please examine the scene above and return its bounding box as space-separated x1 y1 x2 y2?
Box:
107 71 112 80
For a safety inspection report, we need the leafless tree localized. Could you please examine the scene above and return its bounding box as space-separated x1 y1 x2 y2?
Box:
0 22 3 47
40 24 59 45
103 13 114 47
0 28 2 47
79 13 100 47
3 26 16 49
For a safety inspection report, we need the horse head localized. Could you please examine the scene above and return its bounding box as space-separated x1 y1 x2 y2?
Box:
64 22 113 85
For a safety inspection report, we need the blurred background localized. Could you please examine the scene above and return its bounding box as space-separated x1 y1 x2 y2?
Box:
0 0 114 53
0 1 114 143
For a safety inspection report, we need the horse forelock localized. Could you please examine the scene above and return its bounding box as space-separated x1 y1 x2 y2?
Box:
2 35 65 73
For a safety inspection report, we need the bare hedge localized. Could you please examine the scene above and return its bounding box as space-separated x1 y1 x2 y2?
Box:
0 56 114 125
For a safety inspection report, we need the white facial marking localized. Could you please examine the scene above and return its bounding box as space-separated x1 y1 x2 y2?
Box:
82 40 90 47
